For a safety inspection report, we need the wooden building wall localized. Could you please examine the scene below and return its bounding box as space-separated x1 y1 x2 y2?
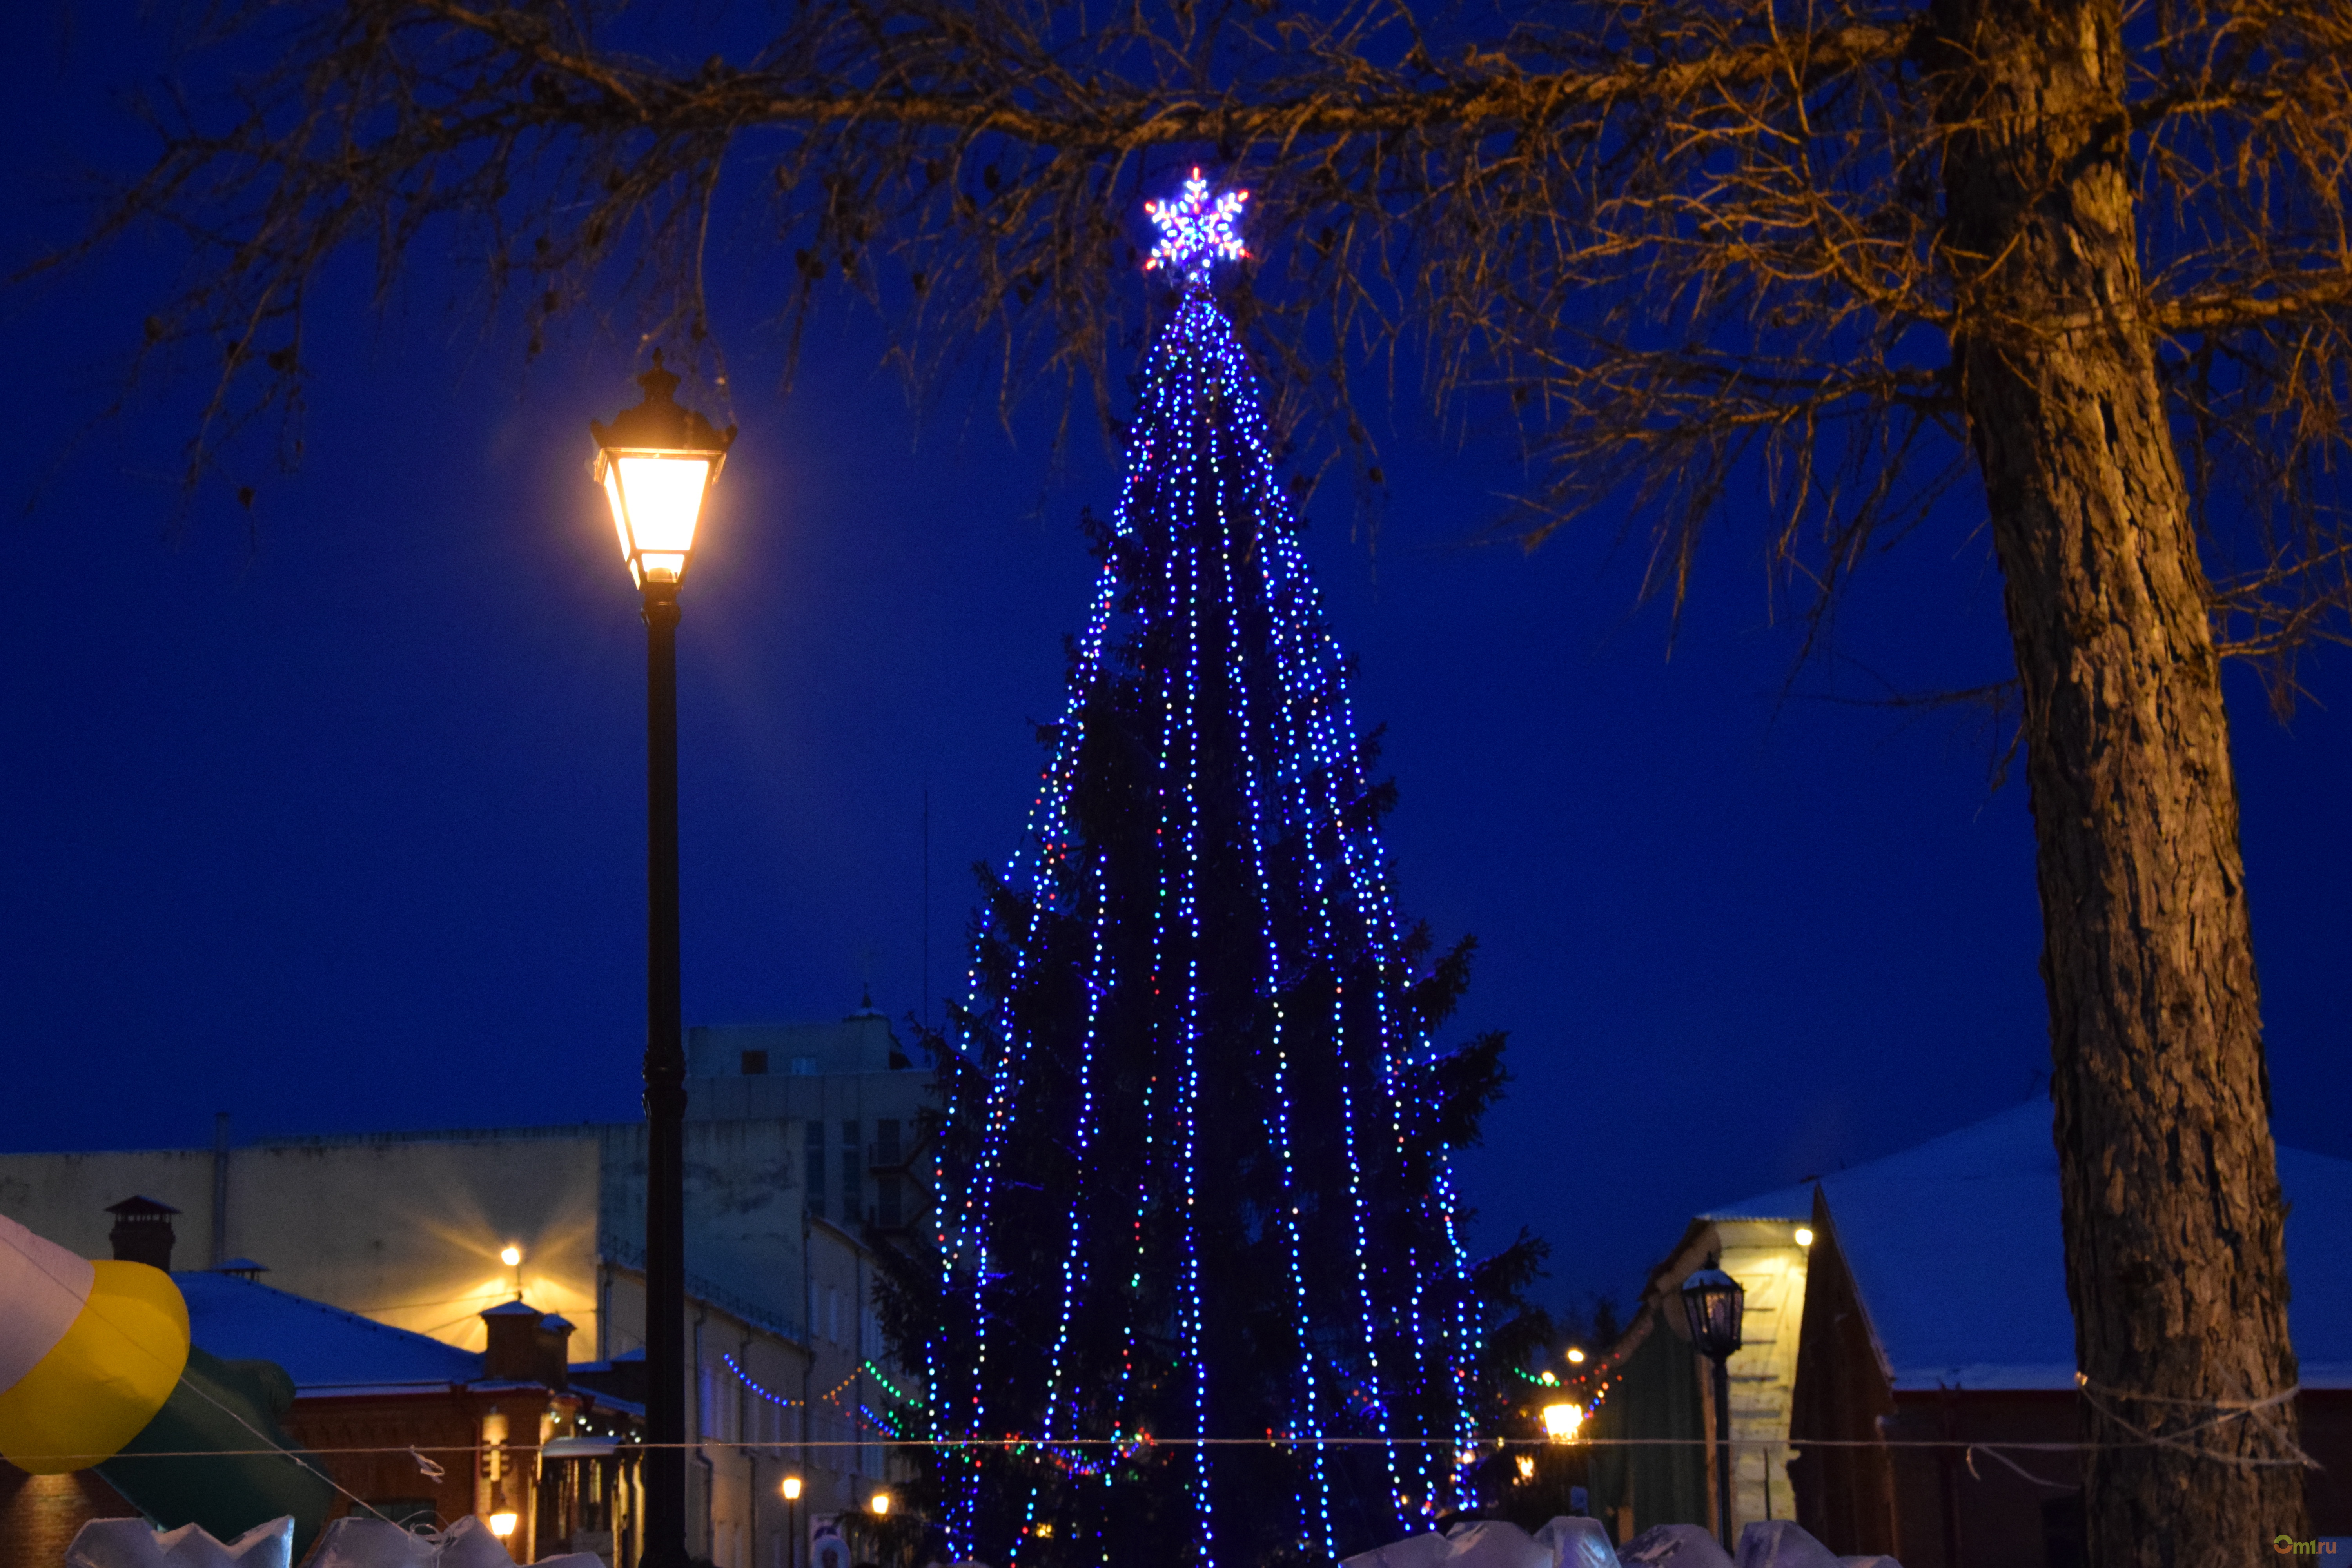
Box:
1788 1192 2352 1564
1785 1194 1900 1556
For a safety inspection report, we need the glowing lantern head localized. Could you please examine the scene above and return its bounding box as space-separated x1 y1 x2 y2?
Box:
1681 1260 1747 1363
1541 1401 1585 1443
590 350 737 590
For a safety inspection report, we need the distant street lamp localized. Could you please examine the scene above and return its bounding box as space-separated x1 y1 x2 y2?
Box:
591 350 735 1568
781 1475 803 1568
1681 1257 1746 1553
487 1482 519 1541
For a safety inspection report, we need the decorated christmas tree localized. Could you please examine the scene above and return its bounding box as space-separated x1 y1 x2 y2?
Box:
902 174 1521 1567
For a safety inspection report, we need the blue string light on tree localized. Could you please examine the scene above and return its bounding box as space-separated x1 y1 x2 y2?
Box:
922 165 1491 1568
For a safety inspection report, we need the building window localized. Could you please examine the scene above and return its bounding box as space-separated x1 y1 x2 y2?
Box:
741 1050 769 1075
840 1121 861 1225
875 1118 901 1165
879 1176 902 1229
806 1120 827 1220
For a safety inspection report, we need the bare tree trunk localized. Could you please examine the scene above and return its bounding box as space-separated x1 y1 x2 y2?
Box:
1927 0 2307 1560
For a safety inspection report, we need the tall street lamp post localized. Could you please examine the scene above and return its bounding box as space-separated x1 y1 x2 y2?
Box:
591 351 735 1568
1680 1257 1746 1554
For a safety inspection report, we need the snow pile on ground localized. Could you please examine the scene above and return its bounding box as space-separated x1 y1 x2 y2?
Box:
1621 1524 1733 1567
68 1514 609 1568
1343 1516 1621 1568
1342 1517 1895 1568
1534 1517 1622 1567
1732 1521 1841 1567
1733 1519 1903 1568
65 1518 292 1568
1437 1521 1553 1568
1339 1529 1448 1568
306 1515 604 1566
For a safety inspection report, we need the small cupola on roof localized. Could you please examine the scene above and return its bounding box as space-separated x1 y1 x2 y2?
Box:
480 1299 572 1389
105 1194 181 1271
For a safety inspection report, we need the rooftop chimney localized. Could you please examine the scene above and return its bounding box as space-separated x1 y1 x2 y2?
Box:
106 1195 181 1271
480 1300 571 1389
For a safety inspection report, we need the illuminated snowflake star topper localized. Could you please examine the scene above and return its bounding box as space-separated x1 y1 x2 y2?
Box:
1144 169 1250 281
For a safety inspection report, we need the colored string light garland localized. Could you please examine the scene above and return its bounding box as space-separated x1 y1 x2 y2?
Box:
723 1354 925 1445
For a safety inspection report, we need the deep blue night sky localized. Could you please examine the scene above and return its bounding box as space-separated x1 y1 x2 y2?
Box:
4 11 2347 1321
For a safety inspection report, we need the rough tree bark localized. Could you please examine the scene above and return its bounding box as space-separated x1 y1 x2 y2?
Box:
1929 0 2307 1559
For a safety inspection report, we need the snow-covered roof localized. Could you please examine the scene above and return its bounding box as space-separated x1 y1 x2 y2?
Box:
1703 1100 2352 1392
174 1270 482 1392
